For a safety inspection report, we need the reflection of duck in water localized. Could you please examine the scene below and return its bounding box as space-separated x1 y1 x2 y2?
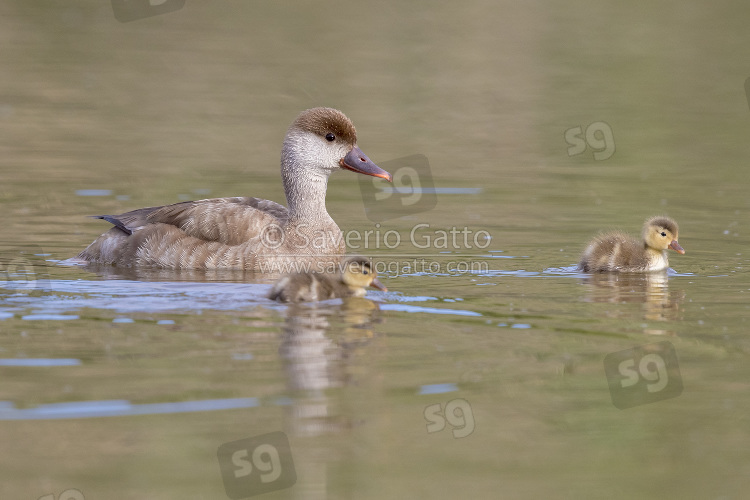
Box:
583 272 684 328
579 216 685 272
269 256 386 303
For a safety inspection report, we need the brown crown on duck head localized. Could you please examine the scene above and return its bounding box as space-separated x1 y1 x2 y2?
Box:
293 107 358 144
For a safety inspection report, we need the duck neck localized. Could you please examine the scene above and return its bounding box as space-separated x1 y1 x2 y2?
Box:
645 244 669 270
283 169 331 222
281 145 333 225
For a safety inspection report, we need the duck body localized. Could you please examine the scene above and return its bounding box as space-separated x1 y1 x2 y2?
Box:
75 108 392 270
76 196 340 270
268 256 386 302
579 232 668 272
579 216 685 273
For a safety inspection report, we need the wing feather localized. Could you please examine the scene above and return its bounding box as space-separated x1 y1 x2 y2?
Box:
95 197 288 246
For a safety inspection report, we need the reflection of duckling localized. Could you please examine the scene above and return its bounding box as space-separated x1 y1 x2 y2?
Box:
269 256 386 302
579 216 685 272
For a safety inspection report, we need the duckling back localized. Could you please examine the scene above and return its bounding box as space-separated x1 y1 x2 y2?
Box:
268 272 351 303
579 232 653 272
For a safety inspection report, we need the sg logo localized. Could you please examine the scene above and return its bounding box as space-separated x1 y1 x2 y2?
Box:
424 398 475 438
564 122 615 160
1 246 50 295
359 154 437 223
217 431 296 499
604 341 683 409
38 490 84 500
111 0 186 23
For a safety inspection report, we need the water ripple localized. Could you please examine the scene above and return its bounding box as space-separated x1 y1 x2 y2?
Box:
0 397 260 420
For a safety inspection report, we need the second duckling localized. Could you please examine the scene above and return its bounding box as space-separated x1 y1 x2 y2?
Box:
268 256 386 303
579 216 685 273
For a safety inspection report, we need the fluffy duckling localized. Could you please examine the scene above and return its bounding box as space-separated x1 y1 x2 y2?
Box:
75 108 392 270
579 216 685 272
268 256 387 303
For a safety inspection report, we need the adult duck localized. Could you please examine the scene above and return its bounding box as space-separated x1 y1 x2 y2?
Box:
75 108 392 270
268 255 386 302
578 216 685 272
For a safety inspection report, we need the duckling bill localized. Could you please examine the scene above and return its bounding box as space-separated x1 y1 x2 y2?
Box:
268 256 386 303
579 216 685 273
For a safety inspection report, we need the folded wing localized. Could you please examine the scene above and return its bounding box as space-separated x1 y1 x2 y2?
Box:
97 197 288 245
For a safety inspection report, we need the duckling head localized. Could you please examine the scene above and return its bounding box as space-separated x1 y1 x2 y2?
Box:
340 256 387 296
642 216 685 254
282 107 392 182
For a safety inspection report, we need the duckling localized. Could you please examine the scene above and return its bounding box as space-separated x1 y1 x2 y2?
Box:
74 108 392 270
579 216 685 272
268 256 386 302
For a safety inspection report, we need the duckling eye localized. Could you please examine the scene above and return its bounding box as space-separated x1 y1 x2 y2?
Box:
660 232 667 237
325 133 335 142
363 270 369 275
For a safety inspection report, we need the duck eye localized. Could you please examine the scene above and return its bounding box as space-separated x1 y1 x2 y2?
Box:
325 133 335 142
363 270 369 275
661 232 666 237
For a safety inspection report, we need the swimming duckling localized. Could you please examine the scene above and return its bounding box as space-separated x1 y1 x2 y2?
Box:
579 216 685 272
268 256 387 302
74 108 392 270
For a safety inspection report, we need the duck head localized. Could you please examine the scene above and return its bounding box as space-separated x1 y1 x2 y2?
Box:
341 255 387 296
282 107 392 182
643 216 685 254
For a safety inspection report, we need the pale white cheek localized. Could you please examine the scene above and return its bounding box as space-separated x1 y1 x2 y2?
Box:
326 143 349 169
295 133 349 171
